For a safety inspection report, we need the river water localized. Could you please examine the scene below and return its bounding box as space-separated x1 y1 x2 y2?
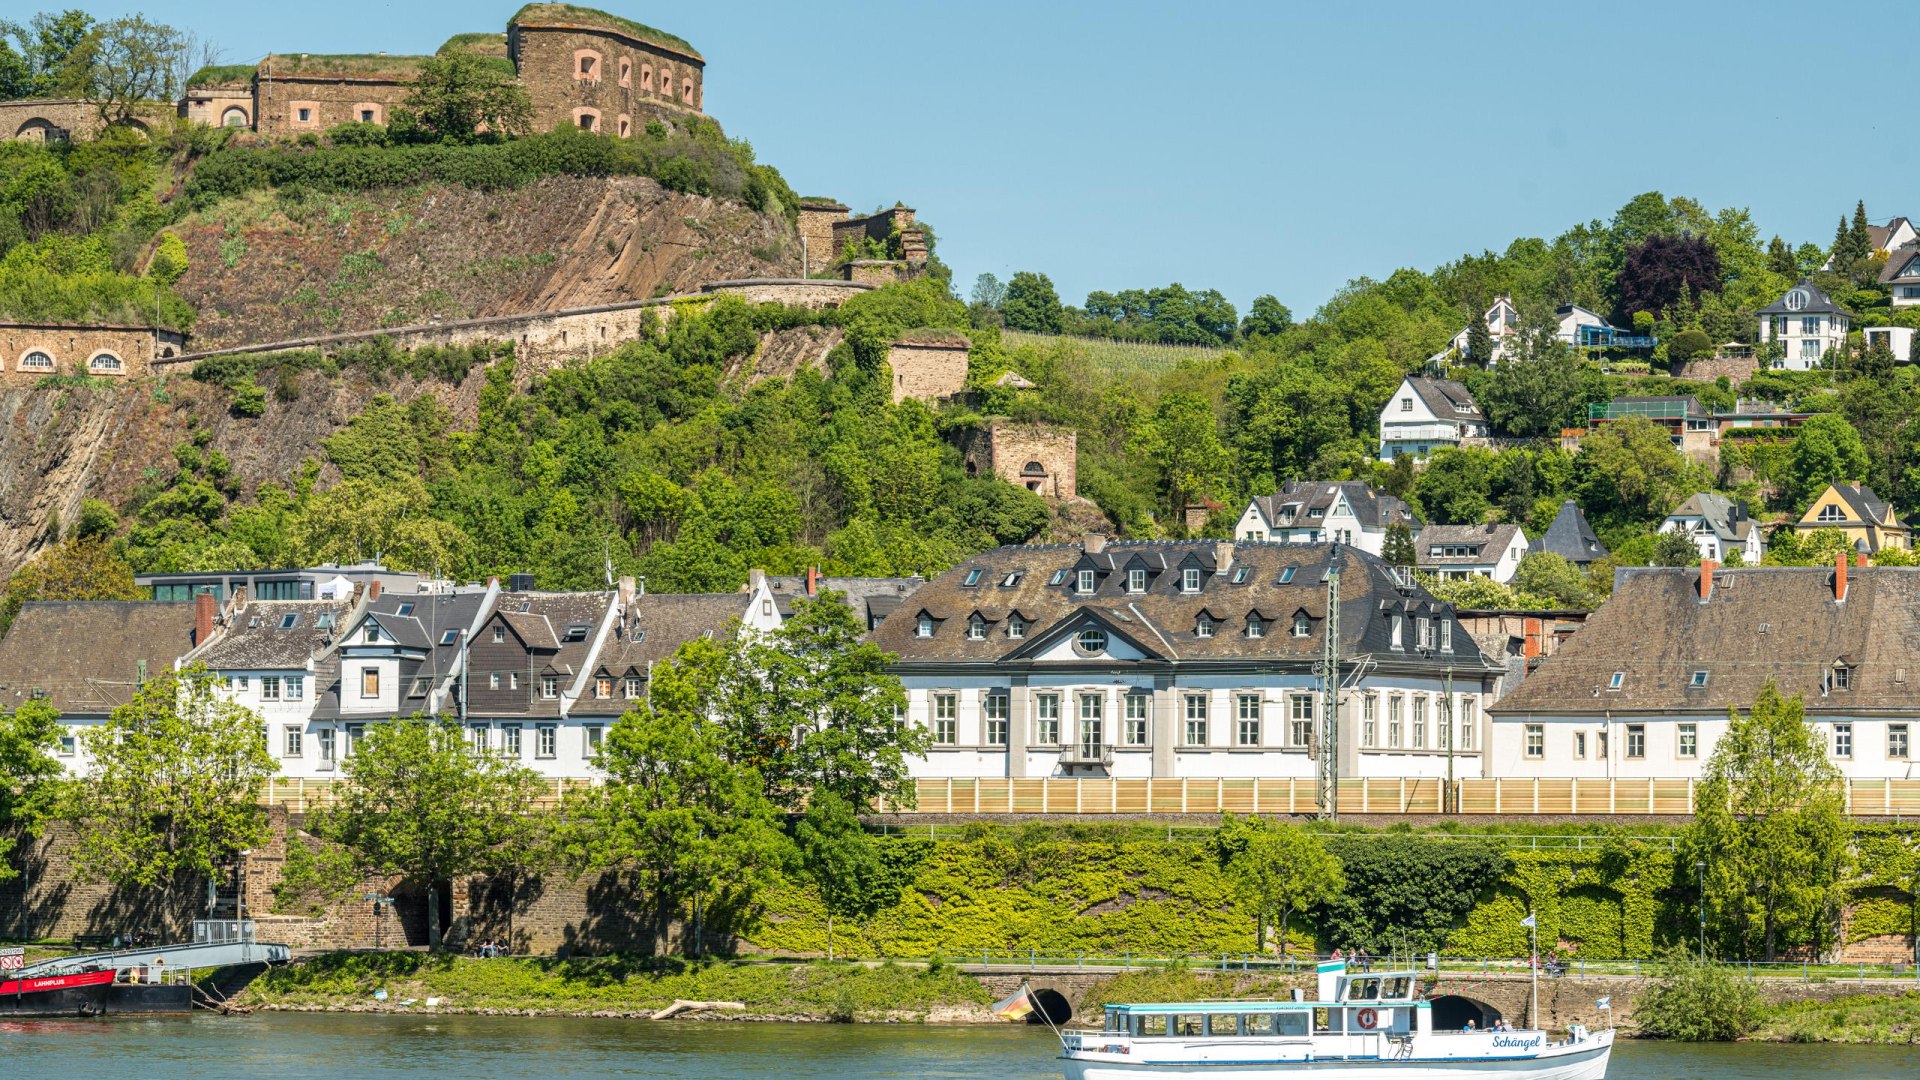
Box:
1 1013 1912 1078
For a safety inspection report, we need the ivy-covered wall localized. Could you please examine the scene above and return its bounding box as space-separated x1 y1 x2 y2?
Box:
1844 827 1920 945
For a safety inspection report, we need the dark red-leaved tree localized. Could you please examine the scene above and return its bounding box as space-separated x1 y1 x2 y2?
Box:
1616 234 1722 323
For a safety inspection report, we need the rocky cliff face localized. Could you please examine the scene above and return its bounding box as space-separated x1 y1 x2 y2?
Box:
171 175 802 350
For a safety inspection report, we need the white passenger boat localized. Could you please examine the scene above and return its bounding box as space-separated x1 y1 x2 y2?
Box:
1057 960 1612 1080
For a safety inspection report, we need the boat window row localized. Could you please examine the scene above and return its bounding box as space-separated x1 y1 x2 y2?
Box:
1109 1008 1405 1038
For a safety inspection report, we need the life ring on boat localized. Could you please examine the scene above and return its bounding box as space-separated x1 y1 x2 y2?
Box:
1356 1007 1378 1030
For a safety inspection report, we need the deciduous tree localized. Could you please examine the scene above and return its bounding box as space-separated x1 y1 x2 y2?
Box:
313 713 546 947
0 699 62 880
392 51 533 141
65 666 277 909
65 15 189 123
1210 814 1344 955
792 791 887 960
1784 413 1869 511
0 537 141 635
1000 271 1063 334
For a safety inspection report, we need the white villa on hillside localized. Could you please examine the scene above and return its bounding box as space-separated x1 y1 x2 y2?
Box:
1429 295 1521 366
1759 280 1850 370
1378 377 1488 462
1234 481 1420 557
1416 523 1529 584
1659 493 1764 564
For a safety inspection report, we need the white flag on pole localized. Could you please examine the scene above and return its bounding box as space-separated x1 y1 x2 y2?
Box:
1519 913 1536 928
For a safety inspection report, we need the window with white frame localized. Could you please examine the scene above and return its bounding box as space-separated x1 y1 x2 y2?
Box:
1890 723 1910 759
917 613 935 638
1127 568 1146 593
1832 722 1852 758
1236 694 1261 746
1184 694 1209 746
933 693 957 745
318 727 337 762
1124 694 1150 746
1440 619 1453 653
1181 567 1201 593
984 693 1008 746
1438 698 1451 750
1411 695 1427 749
502 724 523 755
541 675 558 699
536 724 557 758
1034 694 1061 745
261 675 282 701
968 615 987 640
283 725 302 757
1677 722 1697 758
58 732 76 756
624 676 641 698
1007 616 1025 639
490 671 502 690
1289 695 1314 747
1246 613 1265 639
1195 613 1214 638
1077 569 1097 594
1573 731 1586 759
1362 694 1377 747
584 725 603 757
469 724 489 754
1387 695 1403 747
1459 699 1475 748
1292 613 1310 638
287 675 304 700
1608 671 1625 690
1417 618 1433 650
1625 724 1646 759
1524 724 1544 758
1390 614 1403 648
1079 694 1105 752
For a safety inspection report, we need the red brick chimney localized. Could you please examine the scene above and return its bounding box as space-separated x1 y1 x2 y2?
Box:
369 579 383 600
1522 617 1542 661
1834 552 1848 602
1854 552 1869 568
1697 559 1716 602
193 592 216 646
806 566 820 598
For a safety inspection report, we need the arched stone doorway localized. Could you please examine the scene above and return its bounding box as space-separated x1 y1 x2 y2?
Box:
1021 460 1048 494
1429 994 1502 1031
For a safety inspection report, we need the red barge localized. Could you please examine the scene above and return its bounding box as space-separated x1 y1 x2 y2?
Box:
0 968 120 1017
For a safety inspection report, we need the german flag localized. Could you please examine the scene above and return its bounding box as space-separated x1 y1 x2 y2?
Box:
992 985 1034 1021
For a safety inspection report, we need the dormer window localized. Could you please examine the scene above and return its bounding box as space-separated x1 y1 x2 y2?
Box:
1231 566 1250 584
1048 569 1068 586
1390 614 1403 649
1246 614 1265 639
1007 616 1025 639
1181 567 1201 593
967 615 987 640
963 568 984 587
1195 613 1214 638
363 624 379 643
1309 507 1324 518
916 613 935 638
1279 567 1295 584
1127 568 1146 593
1832 663 1853 690
1292 613 1311 638
1440 620 1452 652
1077 569 1096 594
1608 671 1625 690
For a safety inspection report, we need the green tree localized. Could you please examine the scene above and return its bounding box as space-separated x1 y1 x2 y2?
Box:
64 15 188 123
289 476 474 576
1138 393 1230 521
569 638 786 955
1381 521 1417 568
1687 681 1851 961
1633 949 1765 1041
1239 294 1293 340
1465 308 1496 365
722 591 921 813
392 51 534 141
1785 413 1869 511
1574 417 1706 524
792 791 887 960
1413 446 1499 524
313 713 546 947
64 666 277 908
0 537 141 635
1651 529 1701 567
1667 328 1713 364
0 699 62 880
999 271 1063 334
1316 835 1509 953
1478 330 1585 437
1210 814 1344 955
1510 552 1591 607
0 11 95 100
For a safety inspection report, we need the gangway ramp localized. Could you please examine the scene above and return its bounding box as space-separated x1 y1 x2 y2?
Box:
18 920 290 978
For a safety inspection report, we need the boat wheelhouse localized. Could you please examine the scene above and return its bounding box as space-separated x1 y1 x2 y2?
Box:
1058 961 1611 1080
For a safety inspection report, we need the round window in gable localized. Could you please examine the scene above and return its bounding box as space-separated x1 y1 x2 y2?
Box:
1075 628 1108 655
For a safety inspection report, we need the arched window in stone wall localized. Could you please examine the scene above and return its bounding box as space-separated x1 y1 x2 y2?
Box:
617 114 631 137
220 106 249 128
640 64 653 91
575 49 602 82
681 78 693 103
573 107 600 132
88 351 124 373
619 57 632 87
17 349 55 371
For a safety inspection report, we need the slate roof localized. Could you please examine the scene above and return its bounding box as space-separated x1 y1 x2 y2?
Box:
1405 377 1483 421
1758 280 1850 316
876 540 1492 672
1665 493 1759 543
478 591 614 717
1536 501 1608 565
1820 483 1899 528
1248 481 1421 532
1877 245 1920 285
1417 523 1525 568
765 574 924 628
190 599 352 670
1492 566 1920 716
311 590 489 719
0 601 200 716
573 593 749 716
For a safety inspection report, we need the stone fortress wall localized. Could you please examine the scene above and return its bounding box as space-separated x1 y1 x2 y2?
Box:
0 323 188 380
961 420 1079 499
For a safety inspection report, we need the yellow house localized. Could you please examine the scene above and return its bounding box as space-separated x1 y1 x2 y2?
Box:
1794 483 1910 552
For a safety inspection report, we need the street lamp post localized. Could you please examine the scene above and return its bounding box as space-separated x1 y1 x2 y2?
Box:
1696 861 1707 961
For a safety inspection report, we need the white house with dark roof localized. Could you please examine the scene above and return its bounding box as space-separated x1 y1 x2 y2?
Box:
1430 295 1521 366
1417 522 1529 584
1878 245 1920 308
875 536 1501 782
186 596 360 775
1759 280 1850 370
1234 481 1420 556
1660 493 1764 564
1378 377 1489 462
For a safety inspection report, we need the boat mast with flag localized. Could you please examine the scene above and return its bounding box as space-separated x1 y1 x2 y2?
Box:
1053 958 1613 1080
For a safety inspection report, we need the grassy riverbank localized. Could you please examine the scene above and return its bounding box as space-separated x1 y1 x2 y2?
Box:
1752 992 1920 1044
237 953 994 1022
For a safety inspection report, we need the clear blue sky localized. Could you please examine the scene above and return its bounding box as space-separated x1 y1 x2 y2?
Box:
82 0 1920 315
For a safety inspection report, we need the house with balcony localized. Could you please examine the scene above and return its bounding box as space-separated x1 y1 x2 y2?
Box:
1879 246 1920 309
1490 559 1920 780
1793 483 1910 553
1378 376 1488 462
1234 481 1420 556
1659 492 1764 564
309 585 497 761
135 561 417 602
875 536 1501 783
1415 522 1529 584
186 596 358 776
1759 280 1850 370
1429 295 1521 366
1583 396 1718 462
1554 304 1655 351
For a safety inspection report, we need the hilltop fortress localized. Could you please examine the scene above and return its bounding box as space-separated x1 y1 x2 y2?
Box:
4 4 704 142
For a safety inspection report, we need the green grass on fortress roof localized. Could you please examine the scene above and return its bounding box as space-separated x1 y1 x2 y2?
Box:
185 63 259 87
438 32 509 57
509 4 701 60
261 53 433 79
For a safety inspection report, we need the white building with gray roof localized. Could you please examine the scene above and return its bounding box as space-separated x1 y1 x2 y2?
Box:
1378 376 1489 462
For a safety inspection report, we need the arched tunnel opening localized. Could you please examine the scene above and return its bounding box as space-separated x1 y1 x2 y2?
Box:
1027 987 1073 1025
1429 994 1502 1031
